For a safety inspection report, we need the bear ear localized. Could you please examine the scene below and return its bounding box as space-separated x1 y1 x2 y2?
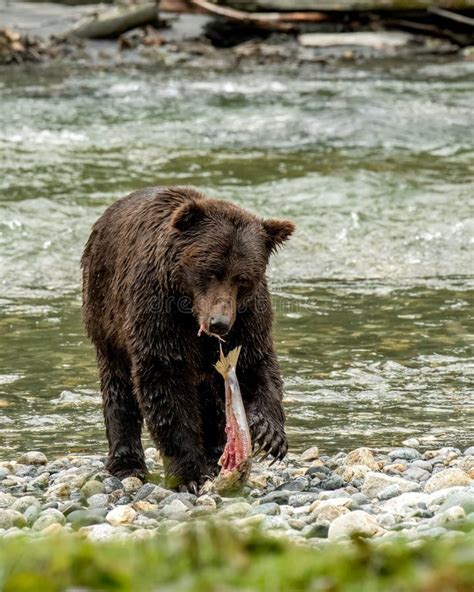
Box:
171 200 206 231
262 218 295 253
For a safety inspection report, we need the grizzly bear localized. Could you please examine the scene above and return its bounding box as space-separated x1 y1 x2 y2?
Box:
81 186 294 492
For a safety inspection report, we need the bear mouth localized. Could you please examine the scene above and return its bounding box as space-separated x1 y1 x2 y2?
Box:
197 322 226 341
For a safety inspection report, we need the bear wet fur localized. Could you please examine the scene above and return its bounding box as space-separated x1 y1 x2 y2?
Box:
81 186 294 492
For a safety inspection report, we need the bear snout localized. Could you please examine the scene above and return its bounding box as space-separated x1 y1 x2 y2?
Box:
209 314 231 336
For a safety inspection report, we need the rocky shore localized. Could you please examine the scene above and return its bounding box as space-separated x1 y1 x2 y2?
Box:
0 444 473 544
1 1 473 68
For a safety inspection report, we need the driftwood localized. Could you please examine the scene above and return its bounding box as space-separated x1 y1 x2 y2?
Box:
219 0 474 10
299 31 413 47
160 0 207 12
69 2 159 39
428 6 474 25
189 0 326 29
187 0 290 30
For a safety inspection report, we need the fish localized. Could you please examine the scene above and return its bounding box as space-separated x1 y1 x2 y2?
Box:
206 345 252 495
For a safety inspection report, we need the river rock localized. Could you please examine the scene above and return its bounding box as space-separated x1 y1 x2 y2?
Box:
67 510 106 529
380 492 429 515
81 480 105 498
439 490 474 515
0 509 14 529
411 460 433 472
362 472 420 498
195 495 217 510
133 483 169 503
121 477 143 493
27 473 50 490
248 502 280 516
106 506 137 525
11 496 41 514
220 502 251 518
424 469 471 493
313 504 350 525
388 448 421 462
343 448 379 471
259 491 289 505
103 477 124 493
304 523 329 539
464 447 474 456
24 505 41 525
377 484 402 501
41 523 65 536
275 477 309 492
18 451 48 465
32 509 66 531
328 510 382 540
87 494 110 509
403 467 431 482
47 483 71 498
320 475 345 490
435 505 466 526
262 515 289 530
288 493 320 507
86 523 121 542
301 447 319 462
336 464 371 482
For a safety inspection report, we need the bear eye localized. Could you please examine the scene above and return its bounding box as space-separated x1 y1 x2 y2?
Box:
209 271 224 282
236 275 252 288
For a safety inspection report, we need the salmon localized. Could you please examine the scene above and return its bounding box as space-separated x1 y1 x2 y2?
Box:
211 345 252 495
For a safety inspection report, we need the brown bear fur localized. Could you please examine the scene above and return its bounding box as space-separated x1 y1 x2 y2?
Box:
81 186 294 492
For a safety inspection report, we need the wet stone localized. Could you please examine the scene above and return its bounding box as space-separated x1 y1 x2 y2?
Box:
320 475 345 491
288 493 321 507
103 477 123 493
248 503 280 516
301 447 319 462
411 460 433 472
67 510 106 529
388 448 421 462
121 477 143 493
15 465 37 478
87 494 109 509
404 467 431 482
24 505 40 525
17 451 48 466
377 485 402 501
11 496 41 514
259 491 290 505
303 523 329 539
0 510 13 530
81 480 105 499
32 510 66 531
275 478 309 492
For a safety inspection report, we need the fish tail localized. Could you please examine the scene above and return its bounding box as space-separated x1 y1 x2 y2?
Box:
214 345 242 379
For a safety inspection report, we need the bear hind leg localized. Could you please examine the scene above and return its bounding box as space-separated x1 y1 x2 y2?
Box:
98 349 147 480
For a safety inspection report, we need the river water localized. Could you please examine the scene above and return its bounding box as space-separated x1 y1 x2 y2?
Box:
1 59 473 458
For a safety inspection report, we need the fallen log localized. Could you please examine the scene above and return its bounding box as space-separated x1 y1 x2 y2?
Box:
160 0 207 12
68 2 159 39
299 31 413 47
189 0 326 25
188 0 295 30
219 0 474 10
428 6 474 26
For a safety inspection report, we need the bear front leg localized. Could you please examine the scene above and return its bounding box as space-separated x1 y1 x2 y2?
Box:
132 356 209 493
242 356 288 463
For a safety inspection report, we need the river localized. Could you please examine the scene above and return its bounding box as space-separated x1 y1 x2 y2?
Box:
1 59 473 457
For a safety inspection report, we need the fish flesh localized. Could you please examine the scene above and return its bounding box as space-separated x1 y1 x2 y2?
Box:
209 345 252 495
